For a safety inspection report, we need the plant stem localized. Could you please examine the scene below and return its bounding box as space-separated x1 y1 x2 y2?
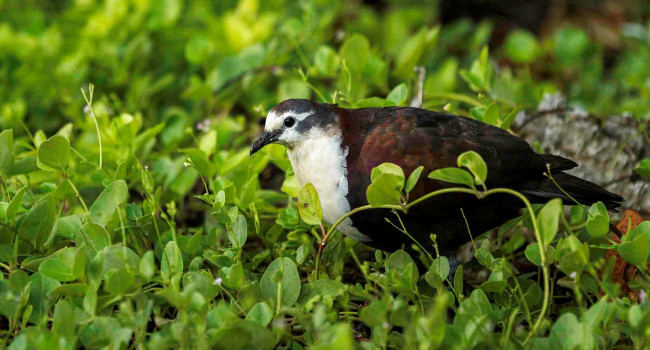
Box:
81 83 102 169
66 178 89 214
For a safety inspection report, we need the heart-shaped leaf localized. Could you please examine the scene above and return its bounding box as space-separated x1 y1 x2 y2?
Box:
260 257 300 308
37 135 70 172
586 201 609 238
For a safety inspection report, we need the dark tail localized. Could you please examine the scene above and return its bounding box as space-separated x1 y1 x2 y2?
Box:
518 172 623 210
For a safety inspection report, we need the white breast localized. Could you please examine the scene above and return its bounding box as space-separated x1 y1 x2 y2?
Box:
287 131 370 243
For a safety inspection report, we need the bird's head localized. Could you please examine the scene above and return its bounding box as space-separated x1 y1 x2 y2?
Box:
250 99 337 155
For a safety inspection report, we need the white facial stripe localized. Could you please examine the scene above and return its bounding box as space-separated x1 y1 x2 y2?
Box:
264 110 314 132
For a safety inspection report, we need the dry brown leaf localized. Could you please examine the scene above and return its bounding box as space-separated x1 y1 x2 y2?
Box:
600 209 646 300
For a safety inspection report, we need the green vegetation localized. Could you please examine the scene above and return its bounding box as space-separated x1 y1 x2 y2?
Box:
1 0 650 348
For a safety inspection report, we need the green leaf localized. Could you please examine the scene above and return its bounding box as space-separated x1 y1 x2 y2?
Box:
183 148 215 178
385 250 419 290
313 45 339 77
428 167 475 188
457 151 488 185
38 258 76 282
454 264 464 298
278 78 311 101
538 198 562 246
585 202 609 238
499 108 520 130
260 257 300 308
297 183 322 225
311 323 354 350
246 302 273 327
366 174 403 207
549 312 594 350
89 180 128 226
339 33 369 73
367 163 405 207
82 223 110 251
28 272 60 322
385 83 408 106
52 299 80 341
475 248 494 267
460 46 493 92
37 135 70 171
161 241 183 290
39 247 85 282
18 194 56 248
618 233 649 266
6 186 26 223
504 30 541 63
360 299 389 328
209 319 277 350
394 26 439 78
557 236 589 274
198 129 218 156
229 214 248 248
425 256 450 289
0 129 14 174
525 243 543 266
139 251 155 280
224 262 245 289
554 27 590 68
483 103 499 125
370 162 405 184
405 166 424 194
104 268 134 295
627 221 650 242
634 158 650 178
209 46 265 92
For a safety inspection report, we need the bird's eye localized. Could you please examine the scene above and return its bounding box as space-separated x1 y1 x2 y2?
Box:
284 117 296 128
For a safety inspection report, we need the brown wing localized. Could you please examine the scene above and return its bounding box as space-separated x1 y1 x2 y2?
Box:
338 106 565 208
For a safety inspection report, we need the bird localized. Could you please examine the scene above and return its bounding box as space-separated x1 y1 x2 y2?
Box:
250 99 623 256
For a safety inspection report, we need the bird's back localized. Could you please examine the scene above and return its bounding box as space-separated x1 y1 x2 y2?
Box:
335 105 621 254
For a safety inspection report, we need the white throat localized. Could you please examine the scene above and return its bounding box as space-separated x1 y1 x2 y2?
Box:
287 130 369 242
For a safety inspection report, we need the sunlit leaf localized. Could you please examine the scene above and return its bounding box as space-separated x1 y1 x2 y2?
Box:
428 167 475 188
297 183 322 225
457 151 487 185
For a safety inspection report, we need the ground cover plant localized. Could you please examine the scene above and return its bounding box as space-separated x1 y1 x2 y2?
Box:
1 0 650 349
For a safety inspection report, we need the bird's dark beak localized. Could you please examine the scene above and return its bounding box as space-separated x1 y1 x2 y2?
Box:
250 129 282 155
